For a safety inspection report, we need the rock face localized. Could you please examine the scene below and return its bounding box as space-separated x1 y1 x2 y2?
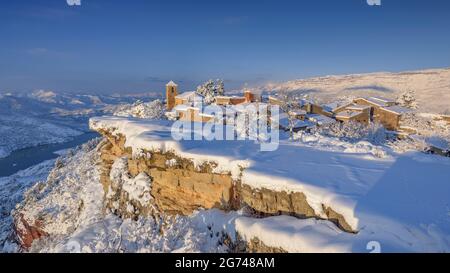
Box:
97 130 355 235
13 213 48 249
12 130 355 251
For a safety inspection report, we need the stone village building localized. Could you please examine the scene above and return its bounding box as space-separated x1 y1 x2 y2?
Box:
165 80 411 133
266 93 410 132
164 81 264 124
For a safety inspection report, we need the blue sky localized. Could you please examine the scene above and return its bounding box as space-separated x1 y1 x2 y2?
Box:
1 0 450 94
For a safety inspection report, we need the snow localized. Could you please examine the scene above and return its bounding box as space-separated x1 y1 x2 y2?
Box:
176 91 201 100
306 114 336 125
335 110 363 119
0 138 244 253
345 105 371 111
250 68 450 114
369 97 395 105
166 81 178 87
235 216 353 252
322 102 351 113
0 90 160 157
426 136 449 150
89 116 450 253
112 99 165 119
382 105 412 115
110 157 153 205
0 114 83 158
2 119 449 252
0 159 55 250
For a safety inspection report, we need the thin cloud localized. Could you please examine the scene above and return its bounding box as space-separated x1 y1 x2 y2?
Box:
26 48 49 56
223 16 249 25
25 48 71 58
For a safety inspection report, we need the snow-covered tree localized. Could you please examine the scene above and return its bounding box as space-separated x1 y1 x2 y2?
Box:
312 121 388 145
276 89 306 139
196 79 225 104
113 99 165 119
216 79 225 96
397 90 418 109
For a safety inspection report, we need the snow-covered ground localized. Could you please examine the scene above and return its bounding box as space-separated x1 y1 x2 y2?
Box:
1 67 449 253
0 139 241 253
89 117 450 252
249 67 450 114
0 116 448 252
0 159 55 250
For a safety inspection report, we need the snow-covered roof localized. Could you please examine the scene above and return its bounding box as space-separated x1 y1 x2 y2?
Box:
199 113 215 118
289 110 307 116
272 113 312 129
370 96 395 103
381 105 411 115
299 99 314 107
426 136 450 150
360 97 396 107
268 95 281 101
166 80 178 87
215 96 231 100
175 92 204 104
173 104 189 112
175 91 195 99
336 110 364 119
307 114 336 125
345 104 371 111
322 102 351 113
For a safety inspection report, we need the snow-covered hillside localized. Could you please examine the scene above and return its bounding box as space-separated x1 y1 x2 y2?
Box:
250 67 450 114
0 159 55 250
0 91 160 158
1 117 449 253
1 140 240 253
0 115 82 158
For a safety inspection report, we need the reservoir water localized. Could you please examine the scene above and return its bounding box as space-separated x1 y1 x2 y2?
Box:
0 132 99 177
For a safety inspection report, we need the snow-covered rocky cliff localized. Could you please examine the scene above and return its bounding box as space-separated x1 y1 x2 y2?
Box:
4 116 450 253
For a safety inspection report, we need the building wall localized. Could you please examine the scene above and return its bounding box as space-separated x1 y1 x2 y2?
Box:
353 98 402 130
310 104 334 118
230 97 246 105
215 97 231 105
376 108 400 130
355 111 370 124
178 111 186 120
441 115 450 125
166 85 178 110
179 109 215 123
353 98 378 109
244 91 255 103
269 97 282 105
175 97 186 107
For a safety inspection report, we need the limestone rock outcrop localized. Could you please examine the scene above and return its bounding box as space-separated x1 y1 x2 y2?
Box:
97 130 355 234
